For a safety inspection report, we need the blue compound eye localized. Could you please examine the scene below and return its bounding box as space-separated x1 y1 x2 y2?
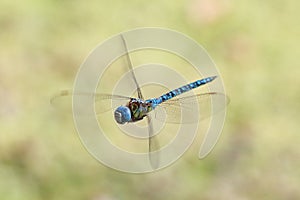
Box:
114 106 131 124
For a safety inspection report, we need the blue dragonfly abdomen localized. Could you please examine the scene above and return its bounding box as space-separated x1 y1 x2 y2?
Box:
146 76 217 108
114 76 218 124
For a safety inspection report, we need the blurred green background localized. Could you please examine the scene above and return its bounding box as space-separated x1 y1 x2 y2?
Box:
1 0 299 199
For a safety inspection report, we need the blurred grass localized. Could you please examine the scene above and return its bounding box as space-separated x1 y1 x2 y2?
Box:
0 0 299 199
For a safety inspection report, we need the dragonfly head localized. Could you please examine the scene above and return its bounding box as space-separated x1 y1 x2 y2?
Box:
114 106 131 124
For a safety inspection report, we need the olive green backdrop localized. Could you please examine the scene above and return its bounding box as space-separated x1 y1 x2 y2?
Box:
0 0 299 199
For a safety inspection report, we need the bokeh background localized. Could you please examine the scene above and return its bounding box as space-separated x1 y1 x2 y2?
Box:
0 0 299 199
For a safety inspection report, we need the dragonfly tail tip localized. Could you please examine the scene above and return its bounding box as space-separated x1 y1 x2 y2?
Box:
211 75 218 81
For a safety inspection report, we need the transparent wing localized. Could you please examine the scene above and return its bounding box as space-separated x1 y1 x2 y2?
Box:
120 34 144 100
147 115 160 169
50 90 131 115
154 92 229 124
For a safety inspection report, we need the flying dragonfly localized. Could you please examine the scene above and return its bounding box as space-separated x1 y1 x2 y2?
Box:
51 34 227 169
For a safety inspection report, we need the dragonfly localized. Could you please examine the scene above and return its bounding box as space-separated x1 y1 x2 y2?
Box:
51 34 227 169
